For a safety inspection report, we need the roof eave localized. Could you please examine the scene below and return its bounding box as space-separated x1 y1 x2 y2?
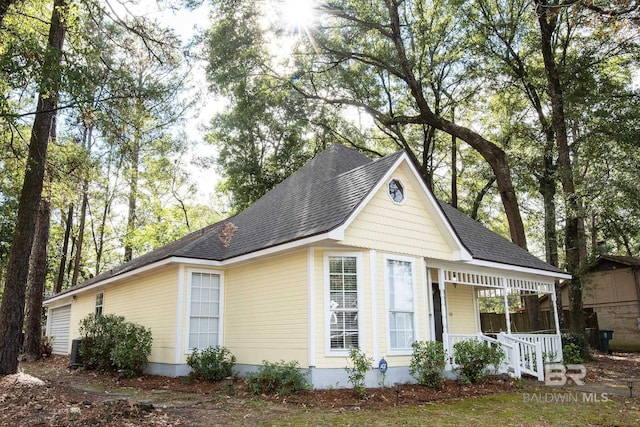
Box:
466 258 571 280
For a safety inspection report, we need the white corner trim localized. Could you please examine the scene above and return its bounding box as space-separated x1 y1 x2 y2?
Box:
175 265 185 364
307 248 316 368
369 250 379 361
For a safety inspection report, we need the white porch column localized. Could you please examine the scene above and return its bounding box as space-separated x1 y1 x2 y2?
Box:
551 284 561 335
502 277 512 334
438 269 450 369
438 269 449 336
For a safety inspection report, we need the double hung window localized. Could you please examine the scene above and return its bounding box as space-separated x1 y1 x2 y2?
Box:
188 272 221 350
328 256 359 350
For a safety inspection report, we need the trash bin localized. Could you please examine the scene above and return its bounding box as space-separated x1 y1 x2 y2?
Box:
599 330 614 354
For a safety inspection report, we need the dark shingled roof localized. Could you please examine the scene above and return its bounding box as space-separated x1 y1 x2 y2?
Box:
438 201 564 273
53 144 565 298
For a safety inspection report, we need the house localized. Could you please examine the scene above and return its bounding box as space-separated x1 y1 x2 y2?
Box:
541 255 640 352
44 144 570 387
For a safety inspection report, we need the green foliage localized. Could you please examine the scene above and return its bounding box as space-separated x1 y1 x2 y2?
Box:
453 339 505 384
79 313 152 377
409 340 446 389
561 332 588 360
345 348 373 399
562 343 584 365
245 360 309 395
187 346 236 381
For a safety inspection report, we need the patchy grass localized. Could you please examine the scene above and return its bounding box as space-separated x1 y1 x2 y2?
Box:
266 392 640 426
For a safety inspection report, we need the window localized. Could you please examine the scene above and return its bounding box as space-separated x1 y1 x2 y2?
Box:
188 272 221 351
328 256 359 351
388 179 405 203
95 293 103 315
387 258 415 350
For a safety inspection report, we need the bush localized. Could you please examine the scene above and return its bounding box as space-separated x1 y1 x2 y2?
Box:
245 360 309 395
187 346 236 381
561 332 588 360
110 322 153 377
409 341 446 389
453 339 505 384
345 348 373 399
563 343 584 365
79 313 153 377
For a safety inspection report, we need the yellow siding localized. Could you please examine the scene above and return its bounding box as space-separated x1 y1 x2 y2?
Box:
446 284 477 334
342 165 454 260
103 266 179 364
66 266 179 364
69 293 97 347
224 251 309 365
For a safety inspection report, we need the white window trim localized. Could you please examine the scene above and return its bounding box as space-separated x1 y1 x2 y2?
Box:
384 254 418 356
387 177 407 205
324 252 364 357
184 268 224 354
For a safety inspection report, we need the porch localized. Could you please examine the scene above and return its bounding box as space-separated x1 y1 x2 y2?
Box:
430 265 565 381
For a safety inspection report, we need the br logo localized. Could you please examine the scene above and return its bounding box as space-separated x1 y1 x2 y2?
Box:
545 363 586 386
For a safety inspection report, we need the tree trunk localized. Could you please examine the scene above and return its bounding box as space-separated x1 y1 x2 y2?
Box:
22 198 51 361
451 133 458 208
0 0 66 374
124 121 140 263
71 181 88 287
536 1 586 334
386 2 528 250
71 125 92 286
54 204 73 293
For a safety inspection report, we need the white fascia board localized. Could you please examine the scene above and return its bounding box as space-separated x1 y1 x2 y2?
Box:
466 259 572 280
43 256 217 304
45 233 344 304
332 153 472 261
426 258 571 281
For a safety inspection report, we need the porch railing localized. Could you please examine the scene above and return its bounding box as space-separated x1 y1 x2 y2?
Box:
498 333 543 381
508 333 563 363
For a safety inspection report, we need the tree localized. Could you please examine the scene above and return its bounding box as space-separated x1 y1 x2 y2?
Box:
22 198 50 361
206 0 529 249
0 0 67 374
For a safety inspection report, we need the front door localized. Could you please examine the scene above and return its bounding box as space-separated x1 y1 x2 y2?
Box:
432 283 443 342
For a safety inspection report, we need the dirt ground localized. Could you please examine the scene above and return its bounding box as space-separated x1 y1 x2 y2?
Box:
0 351 638 426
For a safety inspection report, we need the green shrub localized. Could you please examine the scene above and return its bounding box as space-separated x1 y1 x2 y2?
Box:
187 346 236 381
110 322 153 377
561 332 588 360
563 343 584 365
345 348 373 399
453 339 505 384
409 340 446 389
79 313 152 377
245 360 309 395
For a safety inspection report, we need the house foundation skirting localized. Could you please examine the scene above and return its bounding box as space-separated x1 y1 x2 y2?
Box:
145 362 191 377
145 362 447 389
